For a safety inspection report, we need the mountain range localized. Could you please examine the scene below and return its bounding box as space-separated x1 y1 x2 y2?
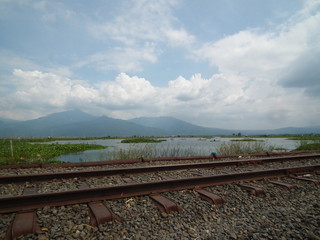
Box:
0 109 319 137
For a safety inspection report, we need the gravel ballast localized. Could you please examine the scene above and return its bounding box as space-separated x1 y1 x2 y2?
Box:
8 178 319 240
0 156 319 239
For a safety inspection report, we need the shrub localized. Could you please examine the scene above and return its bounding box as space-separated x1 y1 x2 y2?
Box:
216 141 275 155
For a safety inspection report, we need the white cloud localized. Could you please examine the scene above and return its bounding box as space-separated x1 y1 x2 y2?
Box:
84 0 195 72
164 28 195 47
296 0 320 18
0 0 76 22
96 73 157 108
89 0 185 45
0 69 98 120
11 69 76 107
0 50 73 77
279 50 320 87
76 43 158 72
195 30 301 77
186 0 320 128
193 0 320 81
0 70 158 119
1 0 320 129
2 69 318 129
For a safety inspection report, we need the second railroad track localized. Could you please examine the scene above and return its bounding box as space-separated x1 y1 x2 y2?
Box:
1 151 319 239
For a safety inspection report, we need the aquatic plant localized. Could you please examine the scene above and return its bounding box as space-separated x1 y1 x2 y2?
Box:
0 139 106 165
215 141 275 155
110 144 201 160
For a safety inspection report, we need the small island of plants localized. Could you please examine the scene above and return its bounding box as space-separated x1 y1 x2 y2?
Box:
121 137 166 143
230 138 263 142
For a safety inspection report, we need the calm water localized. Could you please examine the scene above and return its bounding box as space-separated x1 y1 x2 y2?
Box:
50 137 302 163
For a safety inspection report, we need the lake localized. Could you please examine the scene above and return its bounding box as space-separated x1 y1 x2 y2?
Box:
50 137 302 163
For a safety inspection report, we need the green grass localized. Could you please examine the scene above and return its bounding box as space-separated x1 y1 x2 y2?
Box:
287 136 320 141
121 137 166 143
294 143 320 151
110 144 201 160
293 139 320 151
0 139 106 165
216 141 275 155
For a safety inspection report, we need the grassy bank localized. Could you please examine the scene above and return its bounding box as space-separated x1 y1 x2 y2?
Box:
0 139 106 165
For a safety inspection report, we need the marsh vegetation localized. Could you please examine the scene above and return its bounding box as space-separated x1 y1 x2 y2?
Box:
1 135 319 165
0 138 106 165
110 144 199 160
215 141 275 155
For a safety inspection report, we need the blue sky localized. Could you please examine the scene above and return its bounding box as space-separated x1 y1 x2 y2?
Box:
0 0 319 130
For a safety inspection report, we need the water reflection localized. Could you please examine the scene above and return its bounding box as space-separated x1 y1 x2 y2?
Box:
51 137 301 163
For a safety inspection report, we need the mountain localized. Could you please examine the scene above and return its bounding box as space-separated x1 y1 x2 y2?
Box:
27 109 97 126
52 116 166 137
0 110 167 137
129 116 233 136
0 109 97 137
242 126 320 135
129 117 320 136
0 110 320 137
0 118 21 123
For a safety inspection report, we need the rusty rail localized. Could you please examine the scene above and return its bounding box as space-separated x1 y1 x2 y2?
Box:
0 164 319 214
1 153 319 184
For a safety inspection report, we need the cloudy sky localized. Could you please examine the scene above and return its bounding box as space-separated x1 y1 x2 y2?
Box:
0 0 319 130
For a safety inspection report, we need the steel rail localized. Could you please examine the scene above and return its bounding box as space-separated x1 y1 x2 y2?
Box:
0 153 319 184
1 150 319 170
0 164 319 214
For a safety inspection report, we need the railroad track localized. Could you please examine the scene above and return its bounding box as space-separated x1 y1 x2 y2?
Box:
1 152 320 239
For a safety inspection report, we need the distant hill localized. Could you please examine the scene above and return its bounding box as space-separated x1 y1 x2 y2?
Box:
0 110 320 137
0 110 166 137
0 118 21 123
129 116 233 136
52 116 166 137
0 109 96 137
242 126 320 135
